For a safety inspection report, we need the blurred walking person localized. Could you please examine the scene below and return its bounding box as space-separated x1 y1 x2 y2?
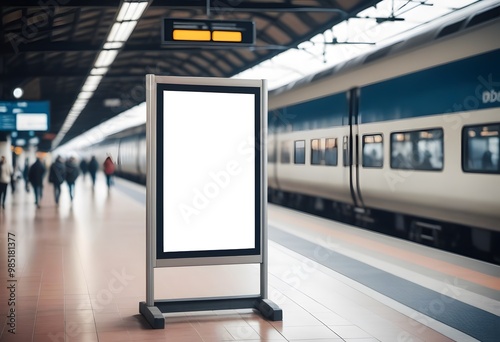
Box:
49 156 66 205
23 158 30 192
29 157 46 208
0 156 13 209
88 156 98 188
65 157 80 202
79 158 88 180
103 155 115 189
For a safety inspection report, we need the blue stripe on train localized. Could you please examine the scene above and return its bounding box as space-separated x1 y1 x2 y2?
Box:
359 49 500 124
269 49 500 132
269 92 348 132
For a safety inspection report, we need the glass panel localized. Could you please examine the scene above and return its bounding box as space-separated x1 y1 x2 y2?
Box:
267 142 276 163
343 136 350 166
362 134 383 168
325 138 338 166
463 123 500 173
280 141 290 164
391 129 444 171
294 140 305 164
311 139 323 165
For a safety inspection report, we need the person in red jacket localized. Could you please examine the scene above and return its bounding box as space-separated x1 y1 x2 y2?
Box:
103 155 115 189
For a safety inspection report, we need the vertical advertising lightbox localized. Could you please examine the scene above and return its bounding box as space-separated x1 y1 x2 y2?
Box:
146 75 266 267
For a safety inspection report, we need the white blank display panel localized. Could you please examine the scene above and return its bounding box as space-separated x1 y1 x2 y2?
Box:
162 90 256 254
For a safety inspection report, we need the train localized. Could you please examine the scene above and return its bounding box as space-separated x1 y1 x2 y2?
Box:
79 3 500 264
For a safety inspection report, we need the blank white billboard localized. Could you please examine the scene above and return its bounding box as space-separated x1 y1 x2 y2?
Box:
148 77 265 266
162 90 256 252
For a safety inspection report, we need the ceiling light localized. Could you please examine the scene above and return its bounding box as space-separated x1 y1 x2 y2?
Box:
91 67 109 75
117 1 148 21
107 22 122 42
111 21 137 42
103 42 123 49
78 92 93 100
53 0 149 150
13 87 23 99
104 98 122 107
82 82 99 92
94 50 119 67
116 2 131 21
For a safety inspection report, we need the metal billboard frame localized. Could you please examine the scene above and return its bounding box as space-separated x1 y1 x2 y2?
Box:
140 75 282 329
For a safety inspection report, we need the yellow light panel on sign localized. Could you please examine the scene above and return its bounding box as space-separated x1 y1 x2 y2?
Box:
173 29 211 41
212 31 242 42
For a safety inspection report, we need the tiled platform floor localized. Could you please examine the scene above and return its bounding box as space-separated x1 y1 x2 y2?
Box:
1 175 497 341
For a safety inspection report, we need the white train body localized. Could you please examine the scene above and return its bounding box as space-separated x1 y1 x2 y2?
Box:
268 7 500 232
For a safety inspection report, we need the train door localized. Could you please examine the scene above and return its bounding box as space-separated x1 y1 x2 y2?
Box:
347 88 365 211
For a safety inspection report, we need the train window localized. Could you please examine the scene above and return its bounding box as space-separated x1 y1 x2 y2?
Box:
268 142 277 163
343 136 350 166
325 138 338 166
311 138 337 166
311 139 323 165
463 123 500 174
362 134 383 168
294 140 306 164
391 128 444 171
280 141 291 164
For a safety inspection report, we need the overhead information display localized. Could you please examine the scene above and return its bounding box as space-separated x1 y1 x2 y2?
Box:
0 101 50 131
162 18 255 46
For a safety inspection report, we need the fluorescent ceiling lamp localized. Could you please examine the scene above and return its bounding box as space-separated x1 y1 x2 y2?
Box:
107 21 137 42
75 98 89 106
107 22 122 42
103 42 123 49
85 75 103 86
90 67 109 75
94 50 119 67
82 82 99 92
73 102 87 109
78 92 93 100
116 2 131 21
117 1 148 21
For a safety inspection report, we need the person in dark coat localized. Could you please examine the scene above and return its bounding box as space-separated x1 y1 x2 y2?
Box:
79 158 88 180
65 157 80 201
48 156 66 205
28 157 46 208
23 158 30 192
87 156 99 188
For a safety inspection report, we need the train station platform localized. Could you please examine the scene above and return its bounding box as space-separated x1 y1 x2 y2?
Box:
0 175 498 342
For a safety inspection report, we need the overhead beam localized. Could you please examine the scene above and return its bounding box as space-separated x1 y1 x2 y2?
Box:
0 41 296 54
1 0 120 7
0 71 147 79
3 0 346 14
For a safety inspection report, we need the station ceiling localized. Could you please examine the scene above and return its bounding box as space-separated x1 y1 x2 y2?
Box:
1 0 381 151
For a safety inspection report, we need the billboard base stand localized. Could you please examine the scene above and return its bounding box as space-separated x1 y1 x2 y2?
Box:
139 295 282 329
139 302 165 329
